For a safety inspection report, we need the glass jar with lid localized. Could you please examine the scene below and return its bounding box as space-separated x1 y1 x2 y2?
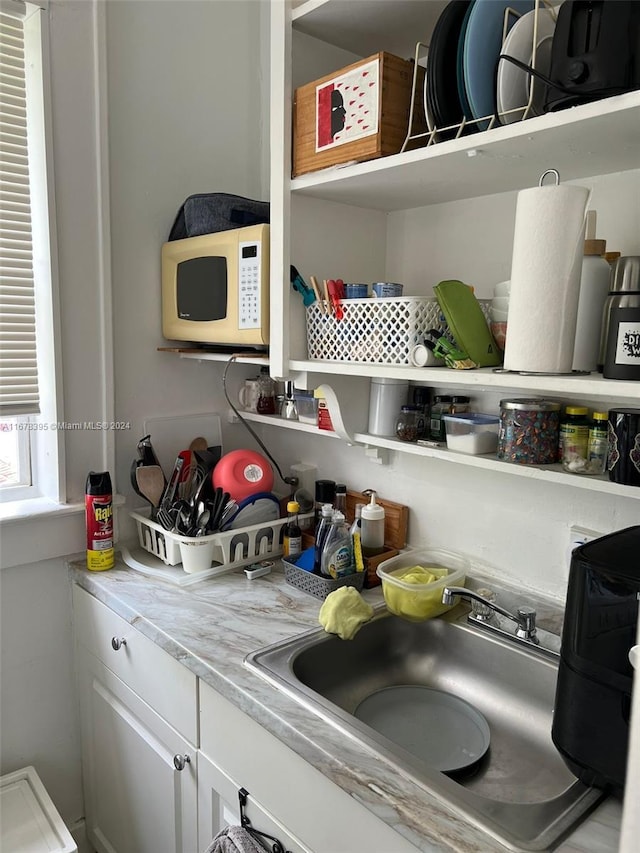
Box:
586 411 609 475
429 395 453 441
450 395 470 414
560 406 590 473
395 405 423 442
497 398 561 464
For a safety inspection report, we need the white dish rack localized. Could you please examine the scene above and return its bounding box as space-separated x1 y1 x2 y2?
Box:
130 509 299 576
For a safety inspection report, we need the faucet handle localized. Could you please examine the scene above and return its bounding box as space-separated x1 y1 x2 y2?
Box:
471 587 496 621
516 606 537 639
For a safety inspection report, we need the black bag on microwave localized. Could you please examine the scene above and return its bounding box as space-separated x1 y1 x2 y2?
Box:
167 192 270 241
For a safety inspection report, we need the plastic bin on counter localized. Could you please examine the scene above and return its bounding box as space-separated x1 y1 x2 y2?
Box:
283 555 365 600
376 548 468 622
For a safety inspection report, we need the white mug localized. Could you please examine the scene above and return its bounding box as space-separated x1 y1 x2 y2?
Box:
239 379 260 413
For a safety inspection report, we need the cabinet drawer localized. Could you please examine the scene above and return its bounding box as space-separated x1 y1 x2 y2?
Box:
73 585 197 744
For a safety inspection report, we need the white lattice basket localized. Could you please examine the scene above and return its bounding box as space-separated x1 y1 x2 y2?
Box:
306 297 490 365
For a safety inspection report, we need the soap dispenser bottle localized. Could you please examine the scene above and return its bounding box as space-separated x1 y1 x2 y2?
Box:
320 511 353 579
360 490 385 557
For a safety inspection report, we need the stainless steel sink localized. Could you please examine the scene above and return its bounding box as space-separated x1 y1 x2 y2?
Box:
245 606 604 851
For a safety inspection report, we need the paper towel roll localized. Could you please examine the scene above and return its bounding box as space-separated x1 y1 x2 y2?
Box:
503 183 590 374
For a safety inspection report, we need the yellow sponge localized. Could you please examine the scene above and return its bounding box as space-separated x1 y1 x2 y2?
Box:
318 586 374 640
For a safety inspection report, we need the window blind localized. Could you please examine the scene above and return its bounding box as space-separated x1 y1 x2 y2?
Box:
0 2 40 416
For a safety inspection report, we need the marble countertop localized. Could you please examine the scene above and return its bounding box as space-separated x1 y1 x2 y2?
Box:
69 557 621 853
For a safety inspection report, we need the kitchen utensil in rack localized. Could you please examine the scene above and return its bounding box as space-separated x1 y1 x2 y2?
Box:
401 0 558 153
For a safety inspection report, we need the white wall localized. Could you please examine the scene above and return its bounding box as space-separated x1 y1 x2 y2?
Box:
0 0 267 832
107 0 268 503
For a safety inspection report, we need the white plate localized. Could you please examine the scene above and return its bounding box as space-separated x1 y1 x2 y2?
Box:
423 68 440 143
354 685 490 773
497 7 557 124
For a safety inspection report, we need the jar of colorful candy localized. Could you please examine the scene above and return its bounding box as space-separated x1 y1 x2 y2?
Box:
497 399 561 465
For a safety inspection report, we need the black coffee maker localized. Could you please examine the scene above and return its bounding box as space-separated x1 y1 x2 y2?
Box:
552 526 639 793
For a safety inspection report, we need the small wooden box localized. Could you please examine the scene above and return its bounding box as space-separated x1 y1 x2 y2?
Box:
292 52 424 178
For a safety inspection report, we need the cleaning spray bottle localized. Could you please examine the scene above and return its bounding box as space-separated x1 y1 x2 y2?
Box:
86 471 114 571
361 490 385 557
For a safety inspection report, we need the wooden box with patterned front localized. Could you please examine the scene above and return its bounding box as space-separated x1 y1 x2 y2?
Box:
292 51 424 178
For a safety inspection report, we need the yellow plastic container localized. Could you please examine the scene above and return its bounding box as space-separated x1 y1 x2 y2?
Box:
376 548 468 622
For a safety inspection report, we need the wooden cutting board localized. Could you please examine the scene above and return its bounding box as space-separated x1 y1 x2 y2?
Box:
345 490 408 551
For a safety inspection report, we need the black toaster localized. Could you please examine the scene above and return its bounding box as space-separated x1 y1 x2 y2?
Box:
545 0 640 112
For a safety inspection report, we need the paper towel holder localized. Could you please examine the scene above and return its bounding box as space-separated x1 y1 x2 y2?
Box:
539 168 560 187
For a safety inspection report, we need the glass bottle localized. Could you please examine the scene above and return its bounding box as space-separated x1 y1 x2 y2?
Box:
334 483 347 515
282 500 302 559
256 366 276 415
429 395 453 441
450 395 470 414
586 411 609 475
314 480 335 526
560 406 590 473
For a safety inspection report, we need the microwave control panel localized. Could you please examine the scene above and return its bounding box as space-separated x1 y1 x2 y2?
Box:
238 241 261 329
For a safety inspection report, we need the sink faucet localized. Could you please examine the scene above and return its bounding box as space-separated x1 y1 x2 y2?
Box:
442 587 539 643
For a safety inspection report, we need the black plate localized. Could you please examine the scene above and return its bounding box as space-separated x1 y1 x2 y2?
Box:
426 0 475 139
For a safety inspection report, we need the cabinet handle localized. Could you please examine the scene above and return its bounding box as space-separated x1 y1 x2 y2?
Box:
111 637 127 651
173 754 191 771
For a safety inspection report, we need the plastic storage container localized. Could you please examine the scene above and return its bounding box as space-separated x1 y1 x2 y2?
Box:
293 390 318 424
0 766 77 853
376 548 468 622
443 413 500 455
283 556 365 600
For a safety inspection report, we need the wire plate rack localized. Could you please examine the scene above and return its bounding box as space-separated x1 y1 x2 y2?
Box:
401 0 558 151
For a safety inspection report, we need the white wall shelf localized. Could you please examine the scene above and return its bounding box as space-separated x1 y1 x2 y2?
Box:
228 406 640 499
158 347 269 367
352 431 640 500
290 92 640 211
231 409 341 439
289 360 640 405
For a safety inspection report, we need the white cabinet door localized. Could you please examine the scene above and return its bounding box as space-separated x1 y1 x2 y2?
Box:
78 646 197 853
197 750 311 853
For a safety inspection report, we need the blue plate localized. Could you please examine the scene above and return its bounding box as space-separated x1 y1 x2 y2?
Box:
463 0 533 131
456 1 476 125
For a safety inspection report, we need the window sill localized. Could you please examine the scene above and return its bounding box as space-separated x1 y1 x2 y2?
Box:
0 496 84 524
0 494 125 569
0 493 125 524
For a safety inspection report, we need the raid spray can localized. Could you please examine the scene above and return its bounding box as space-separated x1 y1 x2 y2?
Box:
85 471 114 571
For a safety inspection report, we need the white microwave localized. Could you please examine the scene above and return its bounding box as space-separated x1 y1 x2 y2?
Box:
161 223 269 348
